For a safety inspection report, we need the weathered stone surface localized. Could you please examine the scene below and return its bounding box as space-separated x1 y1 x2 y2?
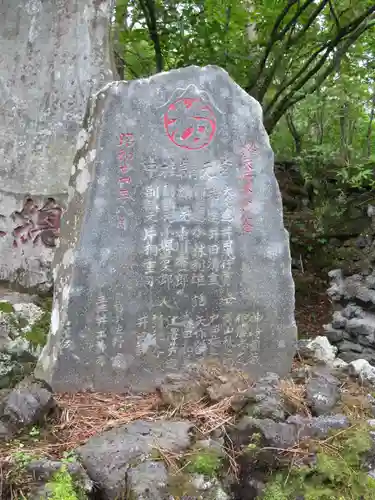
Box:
338 340 363 353
328 270 375 305
76 420 192 499
242 373 285 421
205 370 250 403
188 475 229 500
194 438 225 458
331 311 347 329
286 414 349 439
232 414 349 451
0 419 14 439
342 304 364 319
331 358 349 371
0 352 22 389
0 297 48 388
126 460 168 500
349 359 375 385
157 372 207 407
339 350 373 364
324 325 345 344
300 336 338 363
325 236 375 365
36 65 296 392
0 377 55 433
306 368 340 416
0 0 114 290
233 417 298 449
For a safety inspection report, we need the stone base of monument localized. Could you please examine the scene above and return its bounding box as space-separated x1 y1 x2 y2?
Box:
1 357 375 498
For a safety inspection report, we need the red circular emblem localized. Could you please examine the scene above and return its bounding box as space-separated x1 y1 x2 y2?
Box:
164 98 217 150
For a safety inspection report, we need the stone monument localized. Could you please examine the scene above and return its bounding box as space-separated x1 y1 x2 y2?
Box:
36 65 297 392
0 0 114 291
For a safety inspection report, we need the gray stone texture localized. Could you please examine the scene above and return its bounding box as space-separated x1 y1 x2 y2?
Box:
305 368 340 416
325 267 375 366
76 420 192 499
231 413 350 460
0 0 114 291
241 373 285 421
0 377 55 438
126 460 169 500
36 65 296 392
325 206 375 365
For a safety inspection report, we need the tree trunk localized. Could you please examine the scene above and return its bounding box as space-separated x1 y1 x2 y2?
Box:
367 93 375 157
286 111 302 154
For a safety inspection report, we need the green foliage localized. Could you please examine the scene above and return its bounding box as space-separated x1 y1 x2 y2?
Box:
6 447 36 496
0 302 15 314
246 432 262 452
6 445 84 499
186 449 222 476
262 424 375 500
112 0 375 193
11 449 35 468
62 450 79 463
46 466 85 500
3 298 52 350
24 308 51 349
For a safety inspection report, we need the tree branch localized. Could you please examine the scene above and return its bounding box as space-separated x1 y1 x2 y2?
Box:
255 12 300 101
367 93 375 157
264 20 374 133
265 10 375 116
286 110 303 154
224 6 232 68
249 0 328 96
138 0 164 72
286 0 329 49
248 0 299 90
264 43 331 114
328 0 341 31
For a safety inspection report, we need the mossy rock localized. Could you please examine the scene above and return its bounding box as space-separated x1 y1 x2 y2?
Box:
43 466 88 500
168 472 228 499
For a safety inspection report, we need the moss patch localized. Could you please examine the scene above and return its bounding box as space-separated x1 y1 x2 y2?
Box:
168 472 202 497
0 301 15 314
185 448 222 476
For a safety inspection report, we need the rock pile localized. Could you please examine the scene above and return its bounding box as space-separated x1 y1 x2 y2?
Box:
323 268 375 366
0 292 51 388
321 206 375 365
2 359 375 499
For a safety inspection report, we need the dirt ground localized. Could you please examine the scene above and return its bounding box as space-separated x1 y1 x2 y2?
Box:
294 269 332 339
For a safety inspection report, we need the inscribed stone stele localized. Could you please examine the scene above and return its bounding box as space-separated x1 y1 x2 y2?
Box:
35 65 297 392
0 0 114 290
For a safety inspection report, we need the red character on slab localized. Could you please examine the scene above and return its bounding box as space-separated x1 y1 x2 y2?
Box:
164 98 217 150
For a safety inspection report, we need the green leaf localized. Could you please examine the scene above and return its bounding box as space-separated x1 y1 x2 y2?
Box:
0 302 15 314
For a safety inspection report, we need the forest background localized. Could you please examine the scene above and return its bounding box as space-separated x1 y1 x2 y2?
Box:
110 0 375 332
